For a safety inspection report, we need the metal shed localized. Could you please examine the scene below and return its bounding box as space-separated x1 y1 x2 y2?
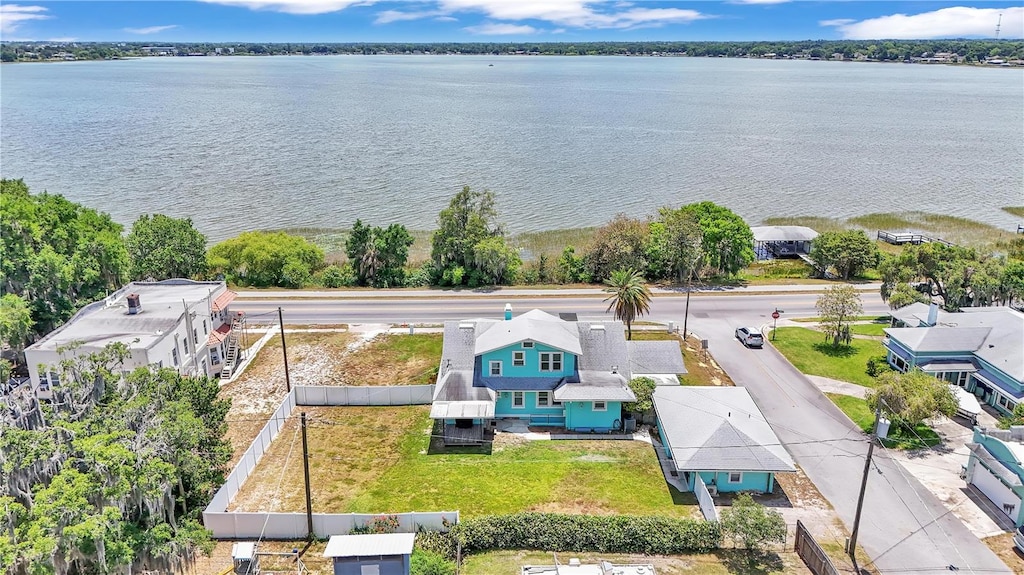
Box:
323 533 415 575
750 226 818 260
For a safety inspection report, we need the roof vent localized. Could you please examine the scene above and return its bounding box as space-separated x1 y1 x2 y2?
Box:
126 293 142 315
591 324 605 331
459 322 474 330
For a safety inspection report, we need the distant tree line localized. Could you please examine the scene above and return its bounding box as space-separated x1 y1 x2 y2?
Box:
3 39 1022 63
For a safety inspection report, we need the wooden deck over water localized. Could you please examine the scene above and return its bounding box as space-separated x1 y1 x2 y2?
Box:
877 230 954 247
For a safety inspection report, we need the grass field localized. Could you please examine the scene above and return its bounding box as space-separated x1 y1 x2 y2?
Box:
848 323 887 337
463 549 811 575
769 327 885 388
338 333 442 385
228 406 695 517
825 393 940 449
632 331 735 386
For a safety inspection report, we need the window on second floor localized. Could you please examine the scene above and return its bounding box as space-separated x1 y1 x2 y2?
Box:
489 361 502 376
513 351 525 367
540 352 563 372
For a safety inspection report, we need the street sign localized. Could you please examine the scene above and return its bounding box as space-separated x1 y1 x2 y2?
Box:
772 311 780 319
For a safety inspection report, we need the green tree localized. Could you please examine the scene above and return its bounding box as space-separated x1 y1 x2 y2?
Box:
815 284 863 347
653 207 704 283
430 186 504 285
866 369 958 430
126 214 208 281
0 294 33 364
603 269 652 340
0 179 129 337
472 236 521 285
207 231 325 288
625 376 657 413
719 493 787 551
680 201 754 277
346 220 415 288
808 230 878 280
557 246 589 284
886 282 930 310
583 215 650 282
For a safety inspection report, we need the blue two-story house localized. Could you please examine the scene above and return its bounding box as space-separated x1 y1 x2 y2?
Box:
430 307 686 445
884 304 1024 416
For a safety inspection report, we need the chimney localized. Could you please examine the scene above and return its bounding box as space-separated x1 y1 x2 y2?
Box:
926 302 938 326
127 293 142 315
504 303 512 321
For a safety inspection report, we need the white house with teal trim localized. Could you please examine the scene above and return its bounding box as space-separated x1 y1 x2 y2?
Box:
884 304 1024 416
652 386 795 494
965 426 1024 527
430 307 686 445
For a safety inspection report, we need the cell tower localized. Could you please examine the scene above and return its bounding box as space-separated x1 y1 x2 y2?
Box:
995 13 1002 40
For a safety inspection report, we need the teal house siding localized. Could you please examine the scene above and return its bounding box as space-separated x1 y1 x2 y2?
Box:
479 342 576 379
658 424 673 459
564 401 621 432
696 471 774 493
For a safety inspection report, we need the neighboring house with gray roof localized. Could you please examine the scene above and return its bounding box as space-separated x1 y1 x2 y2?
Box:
883 304 1024 416
431 307 686 445
652 386 795 494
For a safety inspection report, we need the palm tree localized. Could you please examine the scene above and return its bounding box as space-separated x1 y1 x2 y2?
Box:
603 268 652 340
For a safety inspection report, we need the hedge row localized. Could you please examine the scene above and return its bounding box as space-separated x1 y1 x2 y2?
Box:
447 513 721 556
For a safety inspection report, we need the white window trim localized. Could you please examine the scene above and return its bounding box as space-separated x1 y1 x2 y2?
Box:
956 372 969 387
513 351 525 367
728 472 743 484
593 400 607 411
489 360 502 376
522 341 534 348
537 391 551 408
540 352 563 372
512 391 525 409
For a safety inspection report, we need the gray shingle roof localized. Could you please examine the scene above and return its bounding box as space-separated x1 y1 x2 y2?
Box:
576 321 630 375
653 387 795 473
627 341 687 375
554 371 636 401
884 327 992 353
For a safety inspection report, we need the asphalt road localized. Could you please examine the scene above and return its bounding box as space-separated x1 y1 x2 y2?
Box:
235 288 1010 573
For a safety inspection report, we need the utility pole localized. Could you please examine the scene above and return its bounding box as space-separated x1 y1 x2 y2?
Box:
301 412 313 540
278 307 291 393
848 404 882 569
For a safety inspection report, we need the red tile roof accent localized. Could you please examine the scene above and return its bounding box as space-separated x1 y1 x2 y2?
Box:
207 323 231 347
211 290 237 312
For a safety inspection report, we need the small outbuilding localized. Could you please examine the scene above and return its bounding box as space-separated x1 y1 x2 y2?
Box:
323 533 415 575
750 226 818 260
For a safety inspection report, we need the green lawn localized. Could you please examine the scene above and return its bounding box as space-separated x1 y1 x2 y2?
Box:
790 316 889 323
769 327 885 388
231 406 696 518
826 393 940 450
848 323 888 337
462 549 810 575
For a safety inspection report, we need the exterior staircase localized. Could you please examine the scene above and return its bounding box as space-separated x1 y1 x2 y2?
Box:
219 314 245 380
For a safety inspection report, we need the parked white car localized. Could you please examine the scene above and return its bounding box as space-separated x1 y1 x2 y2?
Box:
735 327 764 348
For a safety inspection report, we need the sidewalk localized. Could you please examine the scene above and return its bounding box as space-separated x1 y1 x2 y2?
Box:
237 282 883 299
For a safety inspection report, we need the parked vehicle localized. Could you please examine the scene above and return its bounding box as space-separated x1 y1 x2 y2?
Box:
735 327 764 348
1014 525 1024 553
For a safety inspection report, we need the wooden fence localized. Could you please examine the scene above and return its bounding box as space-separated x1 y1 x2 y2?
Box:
794 520 840 575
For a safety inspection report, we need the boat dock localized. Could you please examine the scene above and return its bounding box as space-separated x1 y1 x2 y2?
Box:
877 230 954 247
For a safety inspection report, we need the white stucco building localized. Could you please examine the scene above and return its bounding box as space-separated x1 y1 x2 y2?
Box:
25 279 242 398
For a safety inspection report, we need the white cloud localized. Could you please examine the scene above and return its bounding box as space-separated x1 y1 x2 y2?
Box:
124 24 179 35
0 4 50 34
731 0 790 4
439 0 710 29
434 15 457 22
199 0 375 15
822 6 1023 40
374 9 453 24
818 18 854 27
47 37 77 43
463 22 537 35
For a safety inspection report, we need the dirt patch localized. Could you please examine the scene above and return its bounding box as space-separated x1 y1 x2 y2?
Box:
983 533 1024 574
189 541 332 575
227 406 430 512
632 332 735 387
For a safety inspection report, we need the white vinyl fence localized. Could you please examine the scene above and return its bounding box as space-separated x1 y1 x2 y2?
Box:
694 474 719 522
204 384 451 539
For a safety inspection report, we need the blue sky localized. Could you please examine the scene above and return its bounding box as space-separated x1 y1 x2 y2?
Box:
2 1 1022 42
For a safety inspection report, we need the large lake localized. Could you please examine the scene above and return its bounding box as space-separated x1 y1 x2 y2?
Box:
2 56 1022 242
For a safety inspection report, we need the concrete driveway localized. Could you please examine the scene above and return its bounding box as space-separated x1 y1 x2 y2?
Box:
690 315 1012 575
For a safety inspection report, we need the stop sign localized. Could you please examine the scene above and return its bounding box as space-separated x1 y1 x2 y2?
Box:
772 311 780 319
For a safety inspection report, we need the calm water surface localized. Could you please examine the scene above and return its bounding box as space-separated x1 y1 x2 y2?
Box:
2 56 1022 241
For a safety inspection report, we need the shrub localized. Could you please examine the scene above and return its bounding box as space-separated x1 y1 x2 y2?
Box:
865 354 892 378
453 512 720 554
410 550 456 575
321 264 356 288
719 493 786 551
415 531 458 561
